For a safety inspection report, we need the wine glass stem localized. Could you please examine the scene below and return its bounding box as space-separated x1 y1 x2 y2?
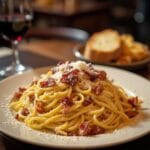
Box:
12 40 20 66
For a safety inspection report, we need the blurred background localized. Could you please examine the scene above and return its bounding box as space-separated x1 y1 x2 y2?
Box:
30 0 150 42
0 0 150 70
0 0 150 44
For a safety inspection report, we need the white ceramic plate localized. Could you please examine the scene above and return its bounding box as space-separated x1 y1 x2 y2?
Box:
0 66 150 149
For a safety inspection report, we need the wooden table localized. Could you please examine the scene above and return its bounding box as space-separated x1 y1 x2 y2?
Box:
0 27 149 150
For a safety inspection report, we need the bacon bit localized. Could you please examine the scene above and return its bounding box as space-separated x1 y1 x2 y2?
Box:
98 71 107 80
40 81 49 87
82 97 93 106
79 122 105 136
126 110 138 118
14 91 22 99
79 121 89 136
40 78 56 88
88 125 105 135
61 97 74 113
71 69 79 75
21 108 29 116
28 94 35 102
36 101 45 113
19 87 26 92
61 69 79 86
15 114 19 120
84 70 98 81
128 97 139 107
61 97 74 107
13 87 27 99
84 69 106 81
92 85 104 95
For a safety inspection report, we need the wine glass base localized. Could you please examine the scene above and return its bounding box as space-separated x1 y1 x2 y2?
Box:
0 63 32 79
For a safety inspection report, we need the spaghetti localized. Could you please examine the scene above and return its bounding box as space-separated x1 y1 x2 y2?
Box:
10 61 142 136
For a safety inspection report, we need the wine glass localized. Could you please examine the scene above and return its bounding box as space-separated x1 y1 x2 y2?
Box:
0 0 33 78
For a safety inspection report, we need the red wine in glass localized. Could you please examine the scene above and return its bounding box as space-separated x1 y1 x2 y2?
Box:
0 0 33 78
0 14 32 41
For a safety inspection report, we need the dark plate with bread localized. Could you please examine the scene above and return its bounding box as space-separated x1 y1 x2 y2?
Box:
74 29 150 70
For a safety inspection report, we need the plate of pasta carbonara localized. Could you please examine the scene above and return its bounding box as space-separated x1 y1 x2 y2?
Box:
0 61 150 149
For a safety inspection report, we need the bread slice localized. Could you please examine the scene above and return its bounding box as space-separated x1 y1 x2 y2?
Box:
84 29 121 63
121 34 150 61
127 42 149 61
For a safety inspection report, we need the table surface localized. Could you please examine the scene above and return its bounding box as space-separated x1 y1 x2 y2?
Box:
0 30 150 150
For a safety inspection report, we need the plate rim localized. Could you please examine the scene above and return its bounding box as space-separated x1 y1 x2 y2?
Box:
0 128 149 149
